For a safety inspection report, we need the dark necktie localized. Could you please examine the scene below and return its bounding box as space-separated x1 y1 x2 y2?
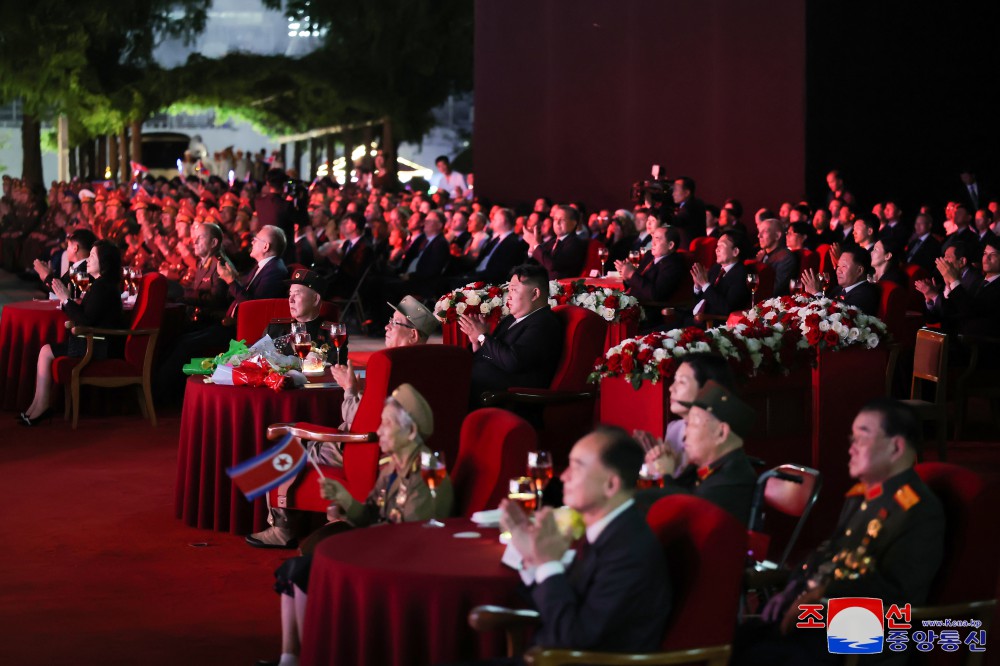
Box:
551 238 560 256
713 268 726 286
342 240 352 256
907 239 922 261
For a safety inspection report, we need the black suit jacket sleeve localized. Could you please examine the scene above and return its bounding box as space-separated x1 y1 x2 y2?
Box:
702 263 751 315
477 308 562 379
228 258 289 301
62 276 123 328
835 281 880 317
531 233 587 279
478 234 528 284
626 254 684 302
531 505 671 651
411 235 450 278
768 249 800 297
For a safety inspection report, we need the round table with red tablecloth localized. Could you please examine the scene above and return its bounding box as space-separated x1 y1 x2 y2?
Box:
301 518 526 666
174 374 344 535
0 300 69 411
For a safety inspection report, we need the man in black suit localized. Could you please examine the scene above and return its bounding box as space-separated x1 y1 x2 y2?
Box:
33 228 94 293
690 229 751 320
617 226 686 329
802 247 879 316
671 176 707 245
500 426 671 653
942 203 979 252
402 210 450 279
878 200 909 250
526 204 587 279
464 207 528 285
459 264 563 406
959 167 990 212
973 208 998 253
327 212 374 299
756 218 799 297
916 237 1000 337
904 213 942 275
915 241 982 322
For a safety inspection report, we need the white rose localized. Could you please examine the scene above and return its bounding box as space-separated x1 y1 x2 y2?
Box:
491 296 502 307
745 310 758 322
465 293 482 306
818 320 830 332
455 303 467 314
866 334 879 348
480 303 491 314
745 339 761 352
664 339 677 350
653 348 668 361
848 328 860 341
601 308 615 321
763 311 777 321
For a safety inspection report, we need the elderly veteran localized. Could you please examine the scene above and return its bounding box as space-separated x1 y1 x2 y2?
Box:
331 295 439 430
261 268 331 356
257 384 453 666
635 380 757 526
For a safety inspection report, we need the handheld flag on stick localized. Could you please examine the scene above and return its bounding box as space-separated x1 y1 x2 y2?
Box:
226 433 308 502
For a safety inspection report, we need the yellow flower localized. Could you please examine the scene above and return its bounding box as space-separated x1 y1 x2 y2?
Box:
553 506 585 540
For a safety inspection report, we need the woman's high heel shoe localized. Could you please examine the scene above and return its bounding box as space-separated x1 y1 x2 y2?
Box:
19 408 53 427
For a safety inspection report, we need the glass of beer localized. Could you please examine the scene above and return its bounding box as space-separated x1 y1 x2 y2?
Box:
527 451 553 505
420 450 447 528
508 477 538 515
636 463 665 490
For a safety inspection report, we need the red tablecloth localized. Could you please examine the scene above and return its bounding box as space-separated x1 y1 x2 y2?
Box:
301 519 525 666
0 300 68 411
174 374 344 534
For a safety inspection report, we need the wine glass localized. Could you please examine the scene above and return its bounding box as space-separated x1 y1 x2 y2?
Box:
420 450 447 528
290 321 307 336
789 278 802 295
629 250 642 268
292 331 312 360
508 476 538 515
527 451 553 506
817 272 830 295
328 322 348 364
746 273 760 307
597 246 609 276
637 463 665 490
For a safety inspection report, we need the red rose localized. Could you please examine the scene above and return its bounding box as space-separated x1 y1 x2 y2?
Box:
621 354 636 374
657 357 677 380
806 327 822 346
472 281 486 289
446 306 457 322
824 330 840 346
607 354 622 373
604 295 619 309
637 347 653 364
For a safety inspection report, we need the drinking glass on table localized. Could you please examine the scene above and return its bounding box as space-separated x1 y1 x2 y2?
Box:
292 331 312 359
817 272 829 295
508 476 538 515
789 278 802 295
628 250 642 268
527 451 553 505
420 450 447 528
597 246 609 275
746 272 760 307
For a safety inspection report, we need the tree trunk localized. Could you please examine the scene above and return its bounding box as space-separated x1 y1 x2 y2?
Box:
84 139 96 181
292 140 303 179
57 115 70 182
325 135 335 176
108 134 119 181
69 144 78 180
20 113 43 188
382 117 399 188
130 120 142 175
119 128 129 183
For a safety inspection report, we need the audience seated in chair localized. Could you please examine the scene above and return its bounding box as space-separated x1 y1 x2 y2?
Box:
616 226 686 329
735 398 945 665
20 240 124 426
258 384 452 666
525 204 587 279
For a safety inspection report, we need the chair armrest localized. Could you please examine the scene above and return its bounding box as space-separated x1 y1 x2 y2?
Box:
71 326 159 337
266 422 378 444
481 388 597 407
524 644 732 666
468 605 541 633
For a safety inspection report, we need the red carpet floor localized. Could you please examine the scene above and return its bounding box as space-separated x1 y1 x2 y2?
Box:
0 408 291 666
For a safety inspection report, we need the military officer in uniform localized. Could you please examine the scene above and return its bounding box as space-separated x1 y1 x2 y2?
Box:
735 398 945 665
257 384 453 666
262 268 331 356
179 222 229 327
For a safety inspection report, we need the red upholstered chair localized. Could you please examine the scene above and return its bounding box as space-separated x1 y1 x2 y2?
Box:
235 298 340 343
266 344 473 512
903 263 930 311
471 494 746 665
876 280 906 343
451 408 537 517
482 305 608 464
580 239 606 277
53 272 167 428
815 243 833 275
794 248 819 275
689 236 717 268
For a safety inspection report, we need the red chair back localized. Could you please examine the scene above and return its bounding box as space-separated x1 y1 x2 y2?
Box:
689 236 717 268
903 263 930 311
450 409 537 517
580 239 605 277
915 463 999 604
877 281 906 341
549 305 608 392
815 243 833 274
795 248 819 274
125 273 168 369
646 495 747 651
235 298 339 343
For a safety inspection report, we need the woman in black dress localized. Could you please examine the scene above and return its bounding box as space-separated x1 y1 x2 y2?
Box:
20 240 123 426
